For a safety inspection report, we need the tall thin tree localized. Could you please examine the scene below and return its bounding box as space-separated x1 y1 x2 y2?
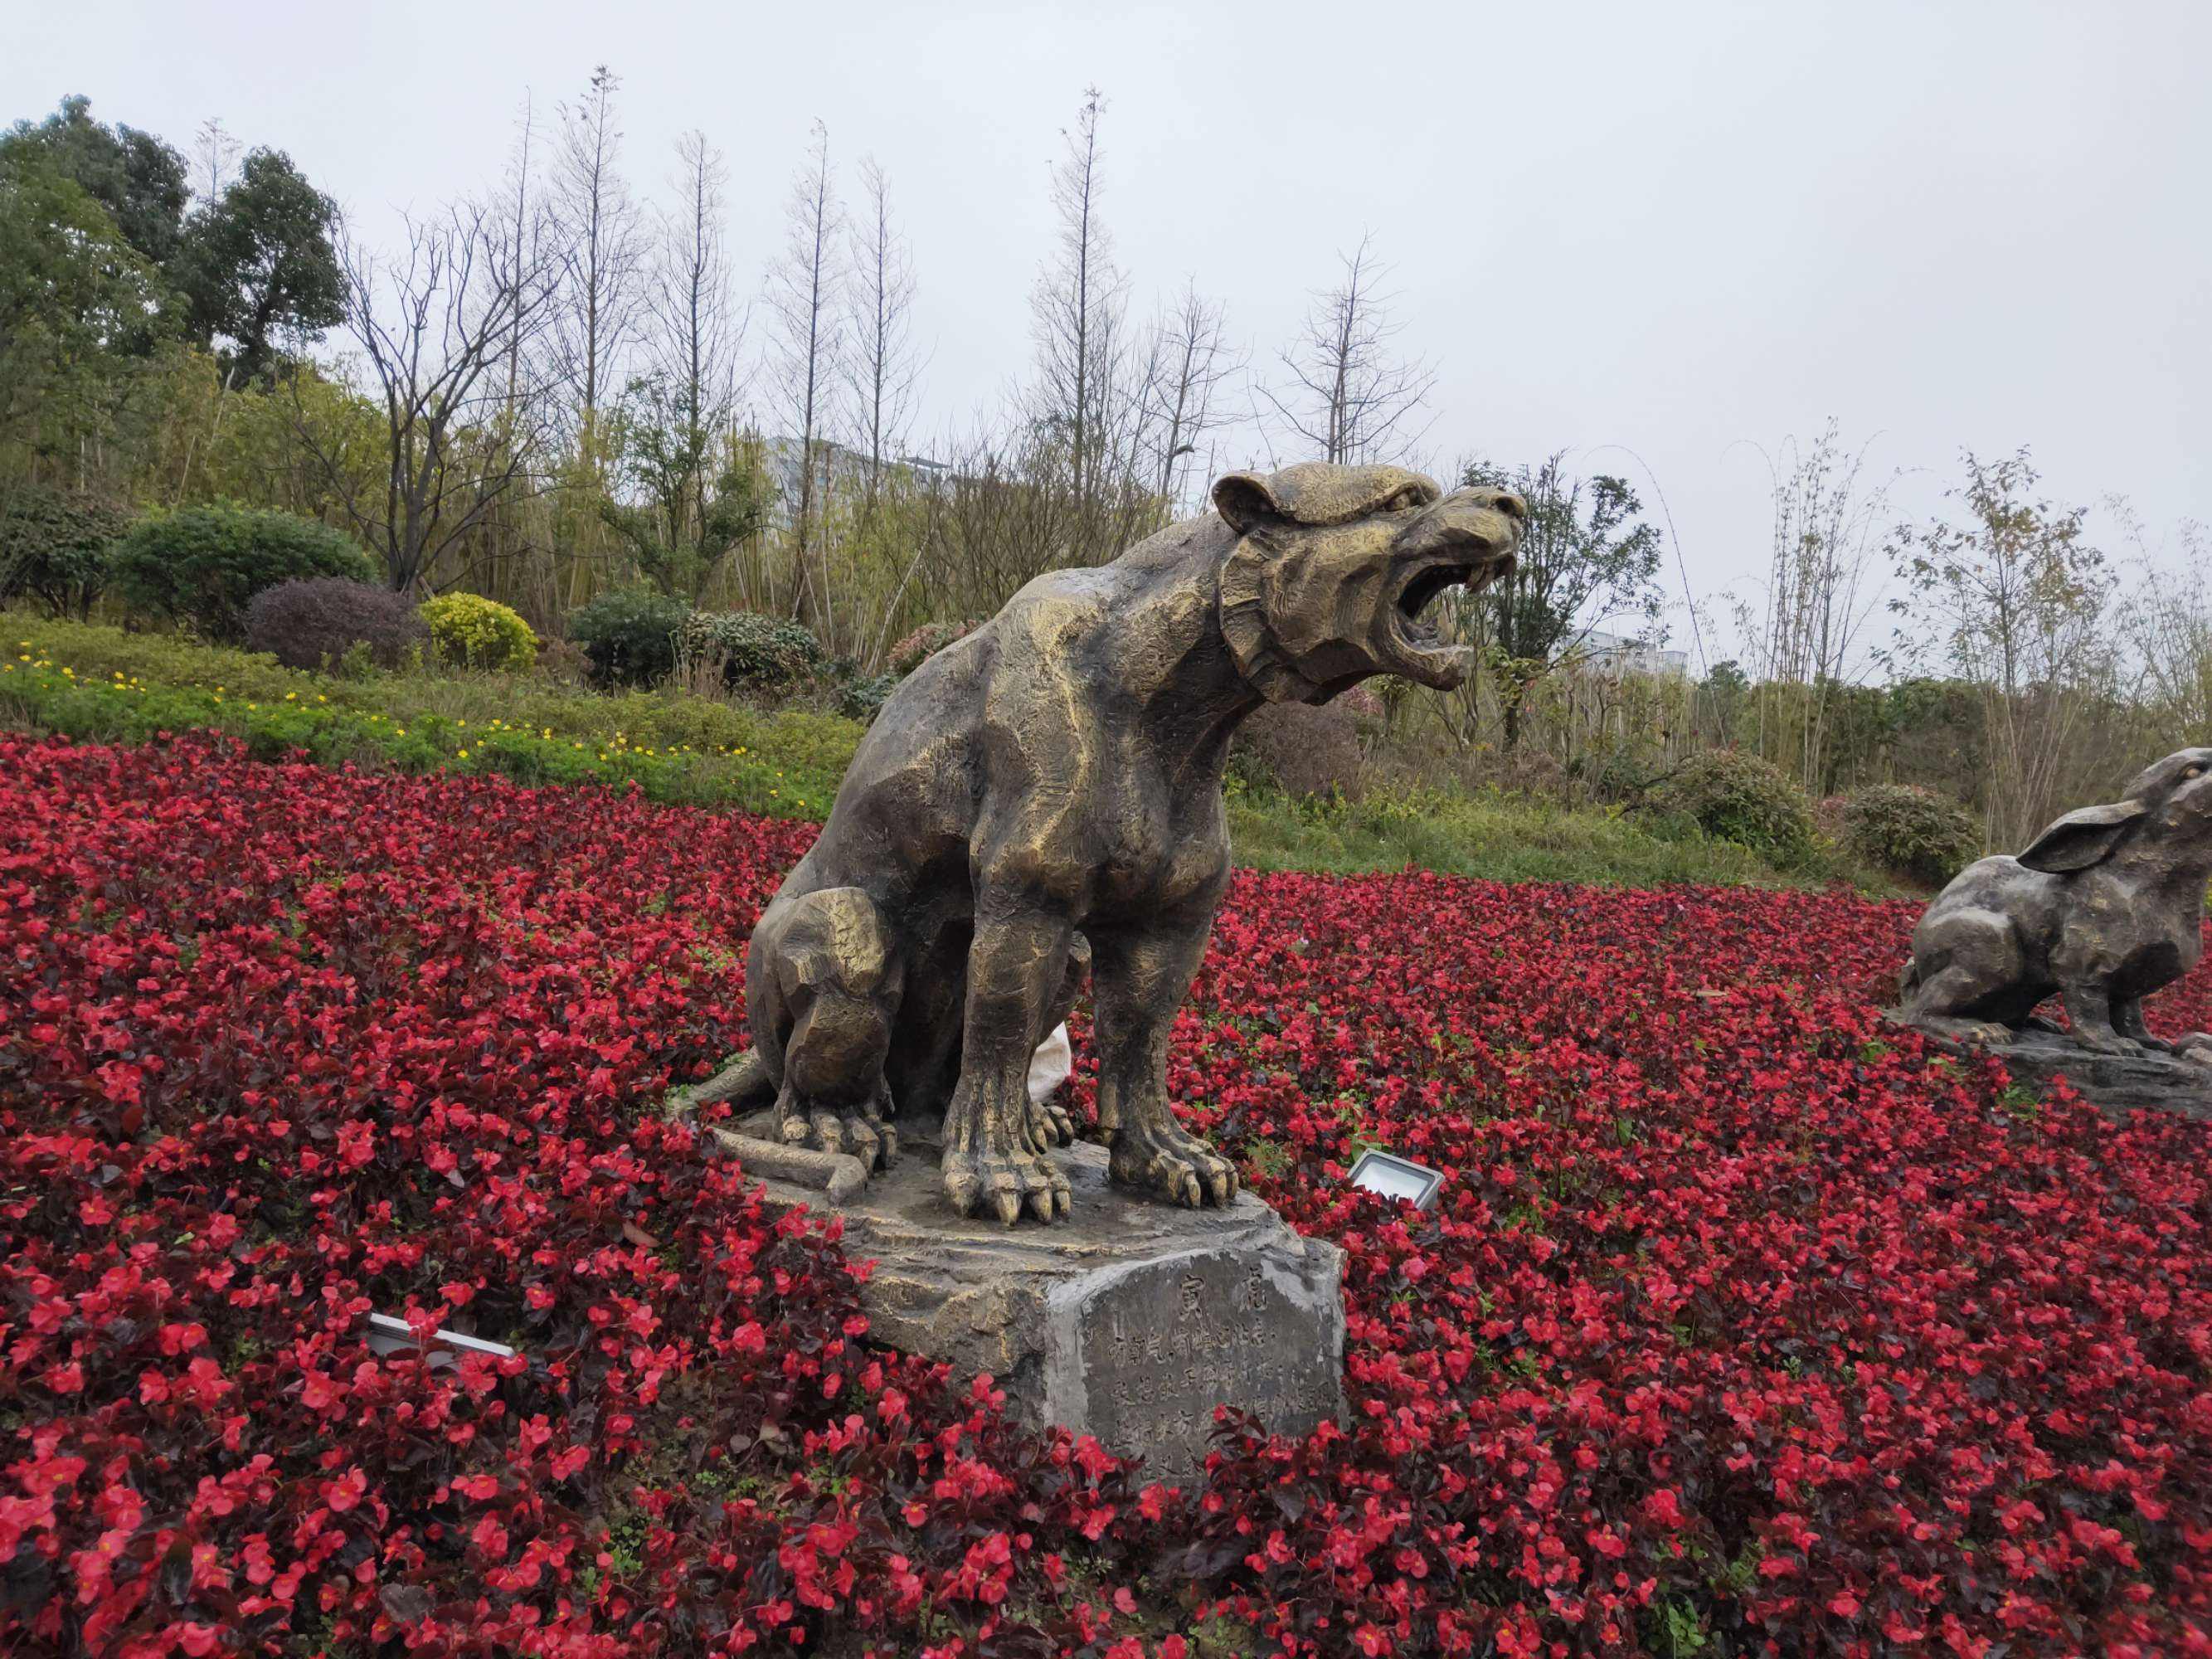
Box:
845 154 919 508
1028 86 1130 558
651 130 741 462
190 116 239 203
1138 279 1237 513
765 119 843 639
550 65 646 467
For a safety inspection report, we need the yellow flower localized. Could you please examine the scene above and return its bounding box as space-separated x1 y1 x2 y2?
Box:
284 691 297 701
457 748 469 759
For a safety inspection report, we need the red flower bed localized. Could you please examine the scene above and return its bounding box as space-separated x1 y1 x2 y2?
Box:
3 734 2209 1657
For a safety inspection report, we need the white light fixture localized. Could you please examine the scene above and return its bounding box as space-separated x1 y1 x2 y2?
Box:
1027 1021 1073 1105
366 1312 518 1370
1346 1150 1445 1210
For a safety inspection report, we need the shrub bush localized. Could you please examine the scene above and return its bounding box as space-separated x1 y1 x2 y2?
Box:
111 503 377 641
419 591 538 673
566 588 691 688
887 617 981 678
834 669 899 722
677 609 826 697
1842 782 1981 884
244 577 429 674
0 484 129 620
1650 749 1816 857
1231 701 1365 801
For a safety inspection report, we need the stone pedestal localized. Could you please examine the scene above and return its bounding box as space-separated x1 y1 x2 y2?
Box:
1899 1022 2212 1122
722 1119 1344 1482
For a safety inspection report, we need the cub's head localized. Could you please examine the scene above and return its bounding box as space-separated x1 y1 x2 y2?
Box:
1212 462 1524 703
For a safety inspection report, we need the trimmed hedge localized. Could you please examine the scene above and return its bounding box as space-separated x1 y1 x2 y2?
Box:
0 484 129 620
676 610 826 696
567 588 690 688
419 592 538 674
1842 783 1981 885
111 504 377 641
1650 749 1816 859
246 578 429 674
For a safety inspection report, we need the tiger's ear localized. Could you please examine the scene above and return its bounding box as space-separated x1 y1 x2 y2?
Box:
2017 799 2146 873
1212 471 1281 535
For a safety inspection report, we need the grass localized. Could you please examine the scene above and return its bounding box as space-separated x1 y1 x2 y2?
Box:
1224 783 1852 888
1 611 1894 893
0 613 853 818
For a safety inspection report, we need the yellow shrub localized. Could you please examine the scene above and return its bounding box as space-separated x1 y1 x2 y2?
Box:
417 592 537 674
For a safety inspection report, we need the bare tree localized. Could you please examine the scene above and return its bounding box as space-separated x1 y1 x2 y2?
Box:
1028 86 1132 557
650 129 741 448
2113 508 2212 741
497 92 545 416
301 203 559 593
190 116 240 203
844 154 920 508
1260 236 1435 465
549 65 646 463
1135 280 1238 513
591 133 761 604
476 92 564 617
765 119 843 637
1729 421 1894 791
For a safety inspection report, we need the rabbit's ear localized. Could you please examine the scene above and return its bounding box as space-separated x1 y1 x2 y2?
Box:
2017 799 2146 873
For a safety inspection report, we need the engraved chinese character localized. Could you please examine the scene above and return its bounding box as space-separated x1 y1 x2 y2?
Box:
1241 1263 1268 1314
1179 1274 1205 1321
1107 1306 1135 1358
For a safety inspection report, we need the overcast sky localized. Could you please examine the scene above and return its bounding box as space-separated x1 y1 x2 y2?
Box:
11 0 2207 664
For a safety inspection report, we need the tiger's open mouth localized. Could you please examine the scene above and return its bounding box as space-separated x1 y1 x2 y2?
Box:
1385 545 1515 687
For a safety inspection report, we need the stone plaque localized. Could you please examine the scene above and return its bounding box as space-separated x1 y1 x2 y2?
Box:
1049 1248 1343 1479
712 1115 1344 1481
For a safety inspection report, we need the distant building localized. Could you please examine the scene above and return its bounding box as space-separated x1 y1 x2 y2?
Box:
756 437 958 528
1578 629 1689 679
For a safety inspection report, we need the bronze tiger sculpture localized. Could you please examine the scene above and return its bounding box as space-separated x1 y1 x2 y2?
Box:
700 463 1525 1224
